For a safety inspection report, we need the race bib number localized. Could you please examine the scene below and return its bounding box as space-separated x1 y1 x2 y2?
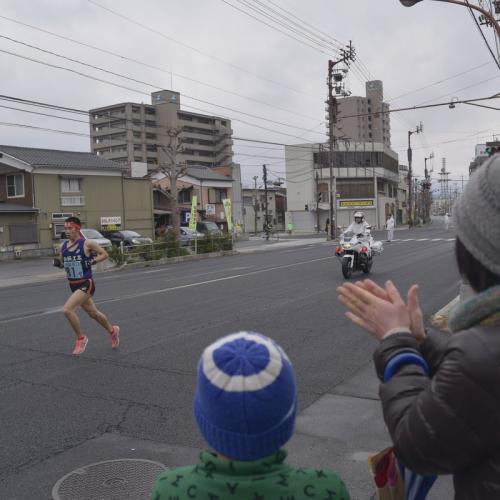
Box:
64 260 84 279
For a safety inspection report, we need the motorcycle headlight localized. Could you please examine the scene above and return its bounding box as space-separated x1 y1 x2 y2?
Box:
344 243 351 249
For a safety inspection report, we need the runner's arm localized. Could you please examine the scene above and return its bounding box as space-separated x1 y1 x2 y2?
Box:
85 240 108 264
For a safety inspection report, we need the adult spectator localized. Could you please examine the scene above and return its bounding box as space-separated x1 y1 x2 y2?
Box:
337 157 500 500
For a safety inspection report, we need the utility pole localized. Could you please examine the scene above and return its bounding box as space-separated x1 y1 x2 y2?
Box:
252 175 258 235
315 171 320 232
327 41 356 240
407 122 423 227
263 164 270 241
423 152 434 224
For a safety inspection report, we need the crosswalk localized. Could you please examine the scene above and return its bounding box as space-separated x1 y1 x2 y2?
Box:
389 238 455 242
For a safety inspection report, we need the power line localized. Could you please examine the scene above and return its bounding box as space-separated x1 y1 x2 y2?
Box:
0 15 319 122
86 0 318 100
0 37 325 136
465 0 500 69
220 0 339 55
387 61 494 102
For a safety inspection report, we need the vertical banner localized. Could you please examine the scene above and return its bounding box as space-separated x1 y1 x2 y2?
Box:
189 195 197 230
222 198 232 231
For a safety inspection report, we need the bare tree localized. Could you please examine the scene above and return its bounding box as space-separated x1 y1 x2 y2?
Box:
155 127 187 234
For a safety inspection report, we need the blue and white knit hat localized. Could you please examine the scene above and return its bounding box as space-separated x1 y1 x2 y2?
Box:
194 332 297 461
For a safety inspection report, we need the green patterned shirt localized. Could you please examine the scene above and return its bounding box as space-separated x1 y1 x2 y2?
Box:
151 449 350 500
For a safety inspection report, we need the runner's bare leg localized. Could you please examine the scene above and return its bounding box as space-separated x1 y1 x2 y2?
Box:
63 290 91 338
81 298 113 333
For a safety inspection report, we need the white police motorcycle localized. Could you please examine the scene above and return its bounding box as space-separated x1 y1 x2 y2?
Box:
335 228 383 279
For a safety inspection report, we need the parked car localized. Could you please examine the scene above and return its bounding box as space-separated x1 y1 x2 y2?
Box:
79 228 112 249
105 230 153 247
179 227 205 246
182 221 223 236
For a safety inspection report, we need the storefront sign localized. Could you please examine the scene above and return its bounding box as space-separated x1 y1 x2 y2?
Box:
339 200 375 209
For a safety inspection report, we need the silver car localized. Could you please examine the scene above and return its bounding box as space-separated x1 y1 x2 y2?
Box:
179 227 204 246
79 228 112 249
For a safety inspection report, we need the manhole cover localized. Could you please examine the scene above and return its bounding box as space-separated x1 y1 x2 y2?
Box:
52 458 167 500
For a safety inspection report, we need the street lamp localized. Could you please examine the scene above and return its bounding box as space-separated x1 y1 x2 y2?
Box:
399 0 500 39
407 122 423 228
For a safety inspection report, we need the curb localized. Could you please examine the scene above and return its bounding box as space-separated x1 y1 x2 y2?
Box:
113 250 237 272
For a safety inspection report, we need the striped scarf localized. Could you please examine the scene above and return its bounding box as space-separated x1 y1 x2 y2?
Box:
448 284 500 333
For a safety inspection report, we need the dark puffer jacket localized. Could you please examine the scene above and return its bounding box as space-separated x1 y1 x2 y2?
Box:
373 327 500 500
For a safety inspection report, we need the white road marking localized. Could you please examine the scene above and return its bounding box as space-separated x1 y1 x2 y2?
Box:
0 256 333 324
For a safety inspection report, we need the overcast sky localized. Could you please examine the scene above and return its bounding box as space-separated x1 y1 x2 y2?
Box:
1 0 499 190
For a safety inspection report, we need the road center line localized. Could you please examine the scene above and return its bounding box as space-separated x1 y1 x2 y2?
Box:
0 256 333 324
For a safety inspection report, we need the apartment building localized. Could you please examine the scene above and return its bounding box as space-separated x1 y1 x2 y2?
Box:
332 80 391 148
89 90 233 170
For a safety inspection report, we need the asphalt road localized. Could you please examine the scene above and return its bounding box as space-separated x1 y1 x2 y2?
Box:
0 224 459 499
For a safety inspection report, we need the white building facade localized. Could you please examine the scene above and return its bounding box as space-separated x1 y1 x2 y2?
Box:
285 141 403 232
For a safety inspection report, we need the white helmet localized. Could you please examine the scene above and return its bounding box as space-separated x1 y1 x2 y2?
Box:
354 211 364 222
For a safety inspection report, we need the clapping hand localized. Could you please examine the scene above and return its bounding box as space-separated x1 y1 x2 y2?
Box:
336 279 426 343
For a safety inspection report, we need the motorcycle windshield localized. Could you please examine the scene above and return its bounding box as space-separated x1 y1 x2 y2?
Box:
342 231 355 242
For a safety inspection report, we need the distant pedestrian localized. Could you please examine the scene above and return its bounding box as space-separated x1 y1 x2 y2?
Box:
58 216 120 355
325 218 330 235
444 213 450 231
287 221 293 234
386 214 395 242
151 332 350 500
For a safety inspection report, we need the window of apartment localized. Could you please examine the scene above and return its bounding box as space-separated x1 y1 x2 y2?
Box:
221 120 227 126
134 144 142 151
146 133 157 140
368 115 371 121
178 188 192 204
369 132 372 138
197 117 214 124
133 132 141 138
132 119 142 126
147 157 158 165
178 113 193 121
208 188 227 203
368 124 372 129
145 120 156 128
110 120 126 128
61 177 82 193
134 156 143 162
6 174 24 198
132 106 140 113
197 139 214 146
145 107 155 115
61 196 85 206
146 144 157 152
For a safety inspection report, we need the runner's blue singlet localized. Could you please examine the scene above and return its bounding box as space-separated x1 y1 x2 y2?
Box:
62 239 93 281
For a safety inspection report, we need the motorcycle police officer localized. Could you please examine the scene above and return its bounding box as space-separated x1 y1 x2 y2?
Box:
345 211 370 236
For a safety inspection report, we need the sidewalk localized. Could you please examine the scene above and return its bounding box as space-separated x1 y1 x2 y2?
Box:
0 257 114 288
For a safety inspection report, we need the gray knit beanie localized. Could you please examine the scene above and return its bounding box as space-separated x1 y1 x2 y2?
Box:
453 155 500 276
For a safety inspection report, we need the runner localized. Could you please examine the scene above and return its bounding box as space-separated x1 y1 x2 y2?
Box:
58 216 119 355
